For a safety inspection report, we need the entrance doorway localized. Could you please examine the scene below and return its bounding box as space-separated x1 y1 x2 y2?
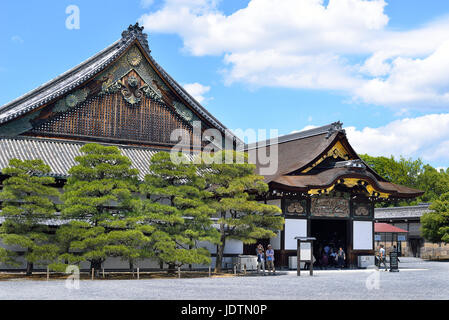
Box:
409 238 423 257
311 219 348 268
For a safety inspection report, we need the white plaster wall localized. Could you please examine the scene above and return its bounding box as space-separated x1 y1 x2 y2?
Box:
0 239 25 252
224 239 243 254
102 257 131 269
270 230 281 250
197 240 216 254
353 221 373 250
284 219 307 250
0 256 26 270
196 239 243 255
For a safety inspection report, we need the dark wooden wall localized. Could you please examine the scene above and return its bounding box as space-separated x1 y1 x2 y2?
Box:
29 91 198 147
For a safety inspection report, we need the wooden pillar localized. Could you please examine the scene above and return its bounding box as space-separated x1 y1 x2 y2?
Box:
297 239 301 276
310 241 314 276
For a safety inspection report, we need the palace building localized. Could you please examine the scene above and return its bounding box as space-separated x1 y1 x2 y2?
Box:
246 124 423 267
0 23 423 270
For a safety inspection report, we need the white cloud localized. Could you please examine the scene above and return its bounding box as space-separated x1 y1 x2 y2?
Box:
11 35 24 44
140 0 155 8
355 40 449 108
183 82 211 104
140 0 449 110
290 125 318 135
345 114 449 163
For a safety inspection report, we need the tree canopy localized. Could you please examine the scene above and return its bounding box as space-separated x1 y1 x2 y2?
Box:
0 159 60 275
137 151 220 270
58 143 140 272
359 154 449 206
198 150 284 272
421 192 449 243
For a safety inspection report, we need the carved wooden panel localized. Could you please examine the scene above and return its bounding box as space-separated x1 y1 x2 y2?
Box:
310 197 350 218
353 202 372 217
283 199 307 216
30 90 198 147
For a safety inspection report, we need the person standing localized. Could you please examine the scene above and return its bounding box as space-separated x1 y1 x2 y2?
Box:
324 244 330 255
392 245 401 263
265 244 275 275
329 247 337 267
378 244 387 271
337 247 346 269
256 245 266 275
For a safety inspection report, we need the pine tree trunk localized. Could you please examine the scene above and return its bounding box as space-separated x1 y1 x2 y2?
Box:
167 263 176 274
90 259 102 277
215 226 226 273
26 262 33 276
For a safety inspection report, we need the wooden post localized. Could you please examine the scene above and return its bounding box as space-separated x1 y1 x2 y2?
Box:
47 266 49 281
178 266 181 279
310 241 314 276
208 266 211 277
297 239 301 276
234 265 236 275
244 264 247 275
102 268 105 278
137 268 140 280
91 268 94 280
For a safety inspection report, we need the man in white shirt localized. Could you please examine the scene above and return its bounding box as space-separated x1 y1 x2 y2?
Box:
378 245 387 271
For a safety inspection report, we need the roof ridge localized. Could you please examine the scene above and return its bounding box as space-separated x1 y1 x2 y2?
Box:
0 40 122 116
0 23 241 143
245 121 344 150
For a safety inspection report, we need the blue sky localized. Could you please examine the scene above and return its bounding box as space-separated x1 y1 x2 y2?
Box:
2 0 449 168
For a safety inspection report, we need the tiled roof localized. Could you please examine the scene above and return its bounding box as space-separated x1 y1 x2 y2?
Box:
374 204 431 219
245 122 343 151
245 122 388 184
271 167 423 198
0 137 171 180
0 216 69 227
0 23 239 144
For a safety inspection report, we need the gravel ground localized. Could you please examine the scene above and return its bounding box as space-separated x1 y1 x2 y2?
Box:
0 258 448 300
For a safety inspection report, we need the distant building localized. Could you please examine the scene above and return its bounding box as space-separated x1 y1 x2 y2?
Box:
375 204 449 259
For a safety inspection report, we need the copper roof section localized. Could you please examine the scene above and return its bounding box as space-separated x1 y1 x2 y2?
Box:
247 123 344 183
375 223 408 233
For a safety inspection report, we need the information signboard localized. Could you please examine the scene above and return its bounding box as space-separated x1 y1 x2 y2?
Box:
389 252 399 272
300 242 312 261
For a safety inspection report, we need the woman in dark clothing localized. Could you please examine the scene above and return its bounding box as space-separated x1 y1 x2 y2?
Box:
337 247 346 269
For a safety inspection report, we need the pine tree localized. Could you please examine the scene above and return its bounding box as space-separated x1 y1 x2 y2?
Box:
138 151 220 272
199 150 284 272
0 159 59 275
59 143 139 274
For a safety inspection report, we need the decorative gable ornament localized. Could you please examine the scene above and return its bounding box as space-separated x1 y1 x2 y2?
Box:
326 121 345 139
99 74 163 106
